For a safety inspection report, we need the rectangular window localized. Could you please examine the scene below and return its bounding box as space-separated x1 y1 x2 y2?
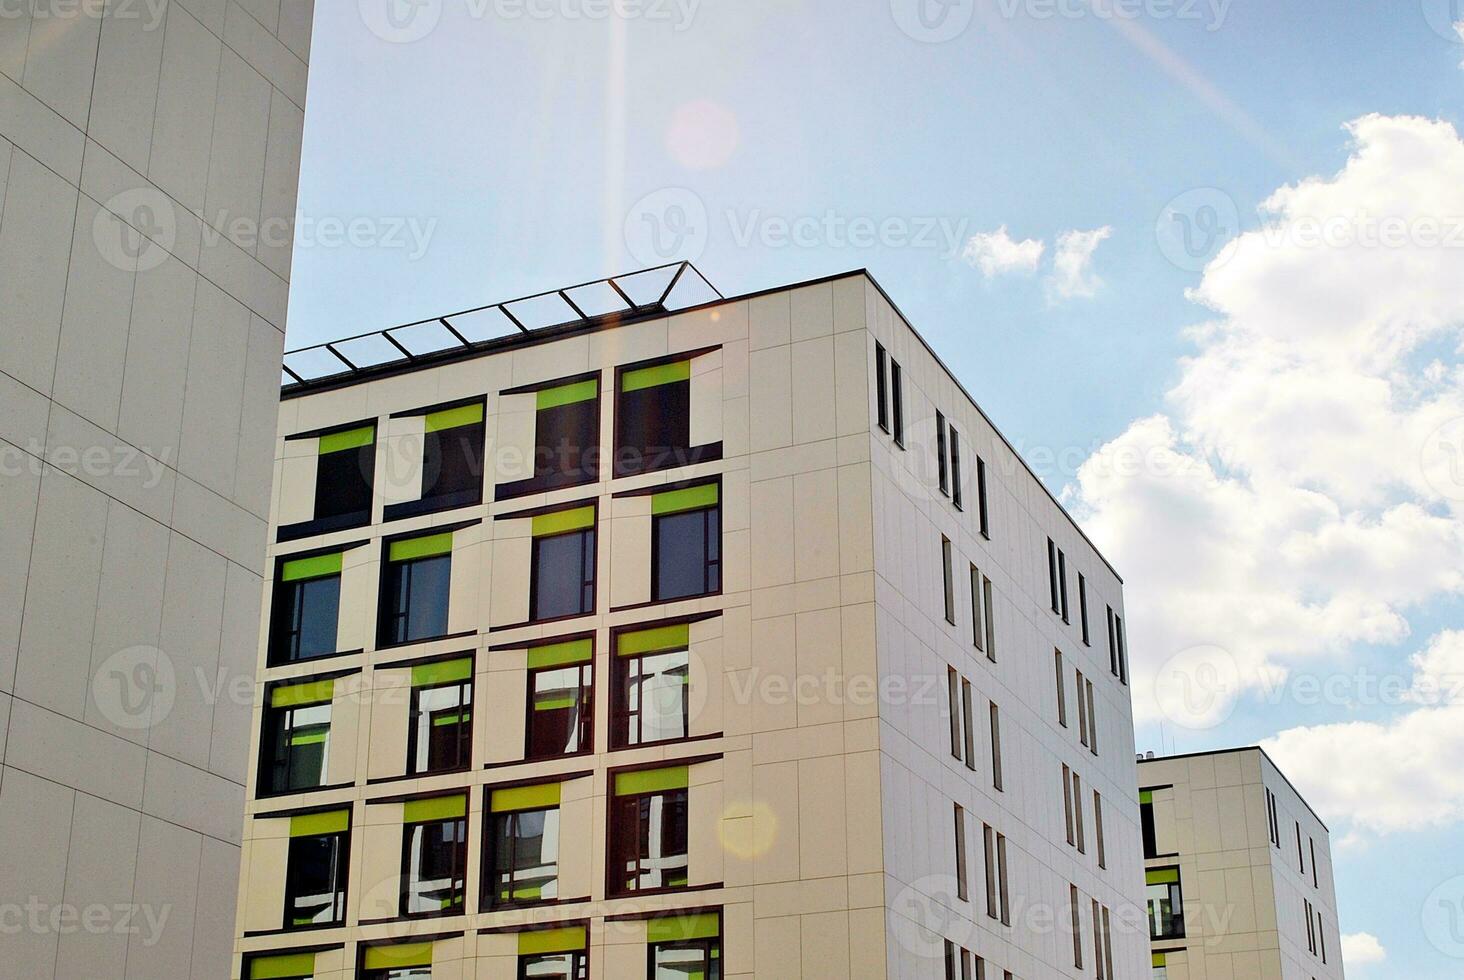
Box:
609 767 689 895
614 623 692 749
1102 906 1114 980
1305 898 1316 953
947 667 963 761
1106 606 1118 676
989 702 1003 792
361 943 434 980
280 423 375 541
1077 668 1089 747
1058 549 1070 623
486 784 561 909
615 357 719 478
976 457 989 538
1070 884 1083 969
960 948 973 980
1310 837 1318 888
1153 952 1168 980
652 483 721 602
647 914 720 980
970 566 984 651
875 343 889 432
1086 679 1099 756
408 658 472 775
982 576 996 661
1048 538 1060 613
996 832 1010 926
1063 764 1074 845
891 359 905 447
944 940 957 980
942 536 956 625
950 426 963 510
270 552 343 665
1266 787 1281 846
1142 788 1159 858
284 810 349 929
1296 821 1305 874
1146 868 1185 939
954 804 969 901
1115 614 1128 684
1078 574 1090 645
1055 650 1068 728
516 926 588 980
1073 771 1085 854
937 412 949 495
380 533 453 647
530 506 597 622
1319 908 1327 962
1094 791 1106 869
401 795 468 917
383 402 486 521
1092 900 1105 980
498 376 601 499
525 639 594 759
983 824 997 920
962 680 977 773
262 679 335 795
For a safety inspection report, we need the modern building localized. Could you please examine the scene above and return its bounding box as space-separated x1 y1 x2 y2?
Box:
1138 748 1344 980
0 2 314 976
235 264 1149 978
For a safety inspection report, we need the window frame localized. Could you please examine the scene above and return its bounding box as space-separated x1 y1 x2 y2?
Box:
890 358 905 448
524 653 595 761
283 812 350 931
529 511 598 624
612 351 723 480
649 482 722 604
936 412 949 495
976 456 989 538
382 399 487 522
495 373 603 501
1146 868 1186 940
611 621 697 751
483 786 564 911
406 663 473 777
606 767 692 898
942 536 956 625
268 551 345 666
875 343 890 433
398 798 469 919
260 679 336 798
378 532 455 649
950 425 964 510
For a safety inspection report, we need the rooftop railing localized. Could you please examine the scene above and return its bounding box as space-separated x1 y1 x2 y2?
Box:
280 261 722 391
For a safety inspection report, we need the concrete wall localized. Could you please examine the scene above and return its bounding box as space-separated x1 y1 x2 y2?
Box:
0 2 313 976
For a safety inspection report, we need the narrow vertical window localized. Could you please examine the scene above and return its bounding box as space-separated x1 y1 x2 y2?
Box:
1094 790 1106 869
937 412 949 495
1310 837 1318 888
954 804 968 901
1070 884 1083 969
400 795 469 917
408 657 473 776
652 483 721 602
1073 771 1085 854
989 701 1003 791
1058 549 1070 623
970 565 984 651
1106 606 1118 676
890 359 905 447
947 667 963 761
983 824 997 920
942 536 956 625
529 505 597 622
380 532 454 647
976 457 989 538
1086 678 1099 756
1116 614 1128 684
950 426 963 510
960 948 973 980
269 552 343 665
1063 764 1074 845
1296 822 1305 874
1047 539 1060 613
1078 574 1090 645
525 638 594 759
1102 906 1114 980
1077 668 1089 747
944 941 957 980
485 783 561 909
1092 899 1105 980
996 833 1010 926
1055 650 1068 728
982 576 996 661
961 679 977 773
875 343 889 432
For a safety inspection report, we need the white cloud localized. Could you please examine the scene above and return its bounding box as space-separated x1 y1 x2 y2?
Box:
960 225 1044 278
1341 932 1386 965
1046 226 1112 299
1069 115 1464 737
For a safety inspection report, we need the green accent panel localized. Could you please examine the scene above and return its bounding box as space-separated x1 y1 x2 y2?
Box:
527 639 593 669
518 926 587 956
1153 952 1167 967
651 483 718 516
1146 868 1181 885
281 553 341 582
363 942 433 969
1139 790 1154 805
404 794 467 824
390 532 453 562
271 679 334 708
289 731 327 747
622 360 690 392
533 695 575 711
532 506 595 537
424 402 484 432
537 379 598 410
432 711 468 727
290 809 348 838
617 623 689 657
412 657 472 687
249 951 316 979
318 426 374 455
646 913 720 943
492 783 561 812
614 766 688 797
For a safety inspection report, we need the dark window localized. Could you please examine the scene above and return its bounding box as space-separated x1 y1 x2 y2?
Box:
609 771 689 895
526 645 594 760
652 485 720 602
1077 668 1089 747
530 507 596 621
937 412 949 495
1070 884 1083 969
284 813 349 929
1140 789 1161 858
649 939 720 980
947 667 962 761
1310 837 1318 888
890 359 905 447
942 536 956 625
502 378 601 500
1086 678 1099 756
945 940 957 980
875 344 889 432
997 832 1010 925
518 950 587 980
384 403 486 520
989 702 1003 792
408 661 472 775
614 625 691 749
976 457 989 538
1116 614 1128 684
401 799 468 916
380 534 453 647
1079 574 1090 645
983 824 997 920
1055 650 1067 728
1095 791 1106 869
1058 549 1070 622
616 358 719 478
982 575 996 660
1074 771 1085 853
1146 869 1185 939
962 679 977 772
969 565 984 651
950 426 963 510
486 795 560 908
1048 539 1061 613
1107 607 1118 676
954 804 968 901
1063 764 1074 845
269 553 342 664
262 682 333 795
313 425 375 526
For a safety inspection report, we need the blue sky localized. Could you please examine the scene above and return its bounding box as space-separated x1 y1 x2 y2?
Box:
292 2 1464 973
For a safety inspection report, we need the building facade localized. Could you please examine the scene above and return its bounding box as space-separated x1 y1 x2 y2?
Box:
1138 748 1344 980
236 268 1148 978
0 1 313 976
